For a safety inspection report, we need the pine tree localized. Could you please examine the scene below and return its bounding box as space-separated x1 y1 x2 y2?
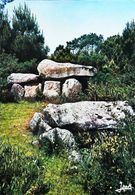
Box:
0 12 12 53
11 4 49 61
0 0 14 10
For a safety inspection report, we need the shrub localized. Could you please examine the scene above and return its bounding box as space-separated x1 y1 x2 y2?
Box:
77 116 135 194
87 69 135 101
0 141 49 194
17 59 38 74
0 53 18 88
87 82 134 101
77 52 106 69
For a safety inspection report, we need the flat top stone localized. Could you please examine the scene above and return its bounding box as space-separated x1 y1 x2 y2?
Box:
43 101 134 130
7 73 39 84
37 59 96 79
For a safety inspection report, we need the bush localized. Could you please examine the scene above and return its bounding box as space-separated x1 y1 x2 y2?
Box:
77 52 106 69
77 116 135 194
0 53 18 88
87 82 134 101
17 59 38 74
0 141 49 194
87 69 135 101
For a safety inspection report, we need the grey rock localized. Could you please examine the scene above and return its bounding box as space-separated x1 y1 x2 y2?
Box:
7 73 39 84
43 101 134 131
40 127 77 150
24 84 42 100
11 84 24 101
30 112 52 135
32 140 40 147
29 112 44 132
62 78 82 97
43 81 61 98
38 119 52 135
37 59 97 79
68 150 82 163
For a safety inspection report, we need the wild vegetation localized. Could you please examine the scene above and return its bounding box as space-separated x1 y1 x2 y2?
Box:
0 1 135 194
0 102 86 194
77 117 135 194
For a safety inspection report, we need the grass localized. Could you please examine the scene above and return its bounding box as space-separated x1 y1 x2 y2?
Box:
0 101 45 146
0 101 86 195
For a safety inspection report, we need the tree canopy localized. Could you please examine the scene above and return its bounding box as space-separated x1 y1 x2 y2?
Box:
0 3 49 97
67 33 103 55
0 12 12 53
11 4 49 61
0 0 14 10
51 33 105 68
51 21 135 72
0 4 49 61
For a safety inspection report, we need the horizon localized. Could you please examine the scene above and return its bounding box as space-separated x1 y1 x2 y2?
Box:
6 0 135 53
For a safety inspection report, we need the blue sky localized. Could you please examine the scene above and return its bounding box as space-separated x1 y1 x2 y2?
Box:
6 0 135 53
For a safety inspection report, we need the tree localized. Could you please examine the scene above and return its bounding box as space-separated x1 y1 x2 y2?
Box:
0 0 14 10
101 21 135 71
101 35 123 62
0 12 12 53
51 45 76 63
11 4 49 61
100 35 129 71
67 33 104 55
122 20 135 60
51 33 104 67
77 51 106 69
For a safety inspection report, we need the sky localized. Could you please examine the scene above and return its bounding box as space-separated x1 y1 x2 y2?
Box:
5 0 135 53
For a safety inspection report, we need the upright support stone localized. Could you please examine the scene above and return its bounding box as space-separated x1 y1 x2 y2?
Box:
24 83 42 100
11 84 24 101
62 78 82 98
43 81 61 98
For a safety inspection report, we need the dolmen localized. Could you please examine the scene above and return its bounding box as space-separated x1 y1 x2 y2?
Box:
7 59 97 101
